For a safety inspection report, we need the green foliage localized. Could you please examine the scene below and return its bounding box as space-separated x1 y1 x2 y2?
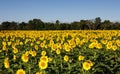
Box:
0 17 120 30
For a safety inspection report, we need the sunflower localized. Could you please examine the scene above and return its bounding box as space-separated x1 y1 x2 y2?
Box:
56 49 60 55
116 40 120 47
64 44 70 52
7 42 11 46
0 49 2 52
83 60 93 71
40 56 48 62
75 37 80 45
48 57 53 62
83 62 91 71
16 69 26 74
96 43 102 49
112 45 117 51
13 47 18 54
87 60 93 67
20 41 23 45
38 61 48 69
34 45 38 50
29 50 36 57
13 55 16 60
36 41 40 44
89 43 95 49
51 44 57 51
36 72 42 74
40 43 45 48
64 55 69 62
21 54 29 63
41 51 46 56
78 55 84 61
4 57 10 68
2 41 6 46
30 43 34 46
106 43 112 49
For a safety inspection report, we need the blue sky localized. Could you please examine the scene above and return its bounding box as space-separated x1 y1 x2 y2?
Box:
0 0 120 23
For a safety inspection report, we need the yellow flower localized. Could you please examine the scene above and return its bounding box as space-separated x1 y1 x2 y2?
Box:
87 60 93 67
38 61 48 70
83 62 91 71
78 55 84 61
64 55 69 62
13 55 16 60
34 45 38 50
48 57 53 62
20 42 23 45
21 54 29 63
112 45 117 51
40 56 48 63
40 43 45 48
106 43 112 49
13 48 18 54
36 41 40 44
16 69 26 74
25 51 29 56
56 49 60 54
83 60 93 71
96 43 102 49
30 43 34 46
56 43 62 49
7 42 11 46
36 72 42 74
75 37 80 45
89 43 95 49
4 57 10 68
2 45 7 51
64 44 70 52
49 39 54 46
0 49 2 52
2 41 6 46
116 40 120 47
51 44 57 51
29 50 36 57
41 51 46 56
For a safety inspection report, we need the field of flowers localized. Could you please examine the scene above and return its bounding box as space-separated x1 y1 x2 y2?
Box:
0 30 120 74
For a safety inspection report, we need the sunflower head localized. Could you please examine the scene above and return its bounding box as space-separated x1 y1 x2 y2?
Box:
78 55 84 61
41 51 46 56
21 54 29 63
16 69 26 74
83 62 91 71
38 61 48 70
83 60 93 71
40 56 48 62
64 55 69 62
4 57 10 68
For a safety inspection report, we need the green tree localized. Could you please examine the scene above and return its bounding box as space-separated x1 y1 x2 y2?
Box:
1 21 11 30
28 19 44 30
95 17 102 29
18 22 28 30
112 22 120 30
55 20 61 30
101 20 111 30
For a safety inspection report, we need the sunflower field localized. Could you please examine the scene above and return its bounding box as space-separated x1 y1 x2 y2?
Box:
0 30 120 74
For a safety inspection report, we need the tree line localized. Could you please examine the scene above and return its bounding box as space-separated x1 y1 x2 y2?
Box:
0 17 120 30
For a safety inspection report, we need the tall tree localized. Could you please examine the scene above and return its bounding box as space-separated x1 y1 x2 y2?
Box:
1 21 11 30
18 22 28 30
101 20 111 30
94 17 102 30
55 20 61 30
9 21 18 30
28 19 44 30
